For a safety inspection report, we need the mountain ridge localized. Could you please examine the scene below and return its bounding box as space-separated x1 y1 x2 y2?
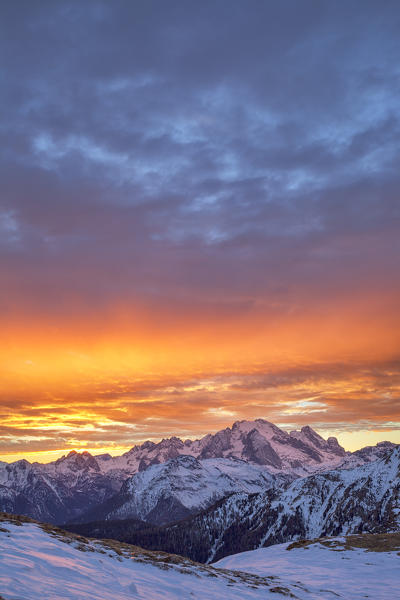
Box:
0 419 397 524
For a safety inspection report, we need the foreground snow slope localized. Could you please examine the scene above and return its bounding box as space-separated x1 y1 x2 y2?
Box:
1 514 399 600
0 514 311 600
215 534 400 600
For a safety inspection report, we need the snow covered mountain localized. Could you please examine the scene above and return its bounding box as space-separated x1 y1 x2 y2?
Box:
78 445 399 563
104 420 349 476
0 419 396 524
1 512 398 600
336 440 397 469
221 444 400 556
0 452 123 523
75 455 289 525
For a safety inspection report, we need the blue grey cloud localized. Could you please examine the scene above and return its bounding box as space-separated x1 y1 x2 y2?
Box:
1 0 400 317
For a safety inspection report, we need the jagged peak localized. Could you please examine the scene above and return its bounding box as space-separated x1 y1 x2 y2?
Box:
9 459 31 468
54 450 99 470
377 440 396 448
64 450 94 460
158 436 184 448
290 425 325 442
124 440 156 454
255 418 276 426
327 436 339 443
141 440 156 450
231 418 277 433
95 453 112 460
300 425 322 437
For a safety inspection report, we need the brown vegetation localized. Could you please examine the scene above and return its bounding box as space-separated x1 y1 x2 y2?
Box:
286 531 400 554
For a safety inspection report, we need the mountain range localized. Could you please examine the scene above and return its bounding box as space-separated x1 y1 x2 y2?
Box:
0 419 397 530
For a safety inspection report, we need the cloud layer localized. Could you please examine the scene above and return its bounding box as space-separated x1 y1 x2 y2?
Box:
1 1 400 459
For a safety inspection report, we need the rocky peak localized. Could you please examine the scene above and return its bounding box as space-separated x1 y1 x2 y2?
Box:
124 440 156 455
255 418 282 431
242 429 282 468
141 441 156 450
233 419 276 434
327 437 346 456
377 441 396 448
289 426 346 456
56 450 100 472
9 459 31 470
301 425 318 435
199 428 232 458
301 426 330 448
95 453 112 461
158 437 184 449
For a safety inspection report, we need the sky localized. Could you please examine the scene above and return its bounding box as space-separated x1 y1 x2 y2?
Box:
1 0 400 463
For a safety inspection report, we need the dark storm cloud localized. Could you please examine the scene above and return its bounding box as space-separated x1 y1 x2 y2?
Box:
1 0 400 317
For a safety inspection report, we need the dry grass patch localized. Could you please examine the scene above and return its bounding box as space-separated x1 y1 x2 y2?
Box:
270 586 297 597
344 532 400 553
287 531 400 554
0 512 34 526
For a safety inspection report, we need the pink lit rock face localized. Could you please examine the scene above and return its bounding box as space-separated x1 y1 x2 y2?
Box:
99 419 348 476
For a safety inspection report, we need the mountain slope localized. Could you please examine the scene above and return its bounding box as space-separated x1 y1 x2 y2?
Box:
76 455 289 525
71 446 400 563
0 453 123 523
209 445 400 560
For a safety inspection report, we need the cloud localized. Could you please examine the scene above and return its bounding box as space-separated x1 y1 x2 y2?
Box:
1 358 399 457
1 1 400 458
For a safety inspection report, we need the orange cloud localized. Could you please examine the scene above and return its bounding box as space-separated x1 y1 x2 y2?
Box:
1 287 400 462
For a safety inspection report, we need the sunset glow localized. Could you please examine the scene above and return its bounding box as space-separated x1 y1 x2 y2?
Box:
1 1 399 462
